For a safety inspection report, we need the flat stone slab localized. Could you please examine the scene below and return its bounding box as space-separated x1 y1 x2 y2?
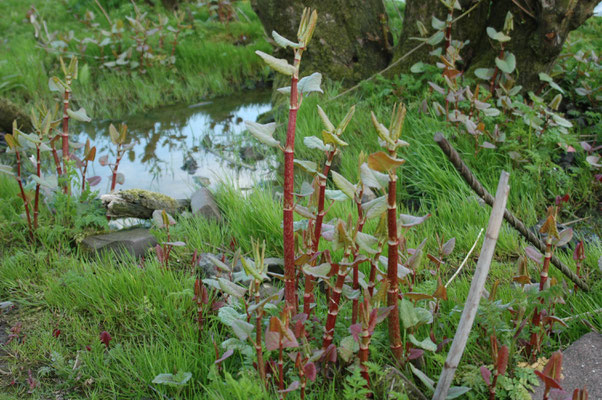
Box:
531 332 602 399
80 228 157 258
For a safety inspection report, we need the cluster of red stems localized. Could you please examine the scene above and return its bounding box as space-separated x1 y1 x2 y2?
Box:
1 56 130 237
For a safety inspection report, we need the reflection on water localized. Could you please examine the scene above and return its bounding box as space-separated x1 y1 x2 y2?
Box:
75 89 275 198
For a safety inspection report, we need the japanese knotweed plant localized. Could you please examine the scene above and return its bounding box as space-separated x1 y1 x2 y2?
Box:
48 56 94 193
244 7 318 309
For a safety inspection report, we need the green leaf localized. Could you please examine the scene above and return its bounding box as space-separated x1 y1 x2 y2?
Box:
271 30 300 48
255 51 296 76
408 334 437 352
245 121 280 148
409 363 434 392
294 159 321 176
336 105 355 134
218 278 246 298
317 105 335 132
399 299 433 329
303 136 330 151
231 319 254 341
446 386 471 399
360 162 389 190
67 107 91 122
355 231 379 254
298 72 323 94
427 31 445 45
411 62 427 73
474 68 495 80
324 190 348 201
240 257 262 281
431 16 446 30
303 263 331 279
322 130 348 147
338 335 359 362
152 372 192 387
486 27 511 42
495 53 516 74
331 171 356 200
48 77 67 93
361 195 387 219
109 124 120 144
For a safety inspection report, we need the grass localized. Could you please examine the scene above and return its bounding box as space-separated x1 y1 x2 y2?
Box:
0 1 601 399
0 0 271 119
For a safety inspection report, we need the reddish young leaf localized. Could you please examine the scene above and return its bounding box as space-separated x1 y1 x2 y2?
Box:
100 331 112 348
480 365 492 386
52 329 61 338
535 370 562 390
214 348 234 365
304 362 317 382
408 348 424 360
322 344 337 363
99 154 109 166
573 241 585 261
278 380 300 394
497 345 509 375
525 246 544 264
572 388 589 400
349 323 362 343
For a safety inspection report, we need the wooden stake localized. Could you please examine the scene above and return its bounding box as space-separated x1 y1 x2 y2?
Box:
432 171 509 400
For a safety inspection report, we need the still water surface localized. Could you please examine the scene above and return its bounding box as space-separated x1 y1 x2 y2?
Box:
76 89 275 198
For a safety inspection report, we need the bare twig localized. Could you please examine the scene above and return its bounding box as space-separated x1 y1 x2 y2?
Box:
433 171 510 400
433 132 589 291
445 228 484 288
94 0 112 25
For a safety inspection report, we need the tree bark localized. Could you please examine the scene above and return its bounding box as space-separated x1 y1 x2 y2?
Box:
250 0 392 85
388 0 598 91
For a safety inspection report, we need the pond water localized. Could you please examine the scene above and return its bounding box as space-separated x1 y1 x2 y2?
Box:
75 89 276 199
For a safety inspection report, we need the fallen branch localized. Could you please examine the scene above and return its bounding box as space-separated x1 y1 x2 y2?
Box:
433 171 510 400
433 132 589 292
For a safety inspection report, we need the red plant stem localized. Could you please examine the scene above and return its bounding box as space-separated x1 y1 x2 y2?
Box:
539 236 553 291
489 46 505 94
299 367 306 400
351 197 366 324
302 149 335 317
50 136 63 176
283 49 303 310
278 336 284 393
367 244 384 297
61 80 72 194
81 162 88 194
15 150 34 240
359 327 373 386
171 31 179 59
110 146 123 192
254 285 266 383
528 236 553 359
322 262 347 350
34 144 41 229
386 164 403 360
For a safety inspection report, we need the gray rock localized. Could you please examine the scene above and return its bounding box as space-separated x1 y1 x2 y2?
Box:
190 188 222 222
101 189 181 219
530 332 602 399
264 257 284 275
80 228 157 258
240 146 265 163
0 301 15 314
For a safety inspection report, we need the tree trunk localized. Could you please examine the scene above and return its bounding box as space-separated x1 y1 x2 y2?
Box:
250 0 392 85
388 0 598 91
